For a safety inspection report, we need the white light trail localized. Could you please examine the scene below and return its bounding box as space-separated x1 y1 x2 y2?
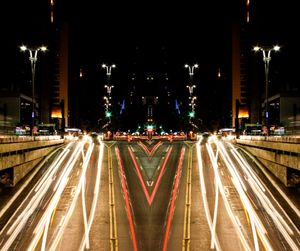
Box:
206 141 253 251
196 142 222 251
226 142 300 251
79 141 105 251
0 145 68 221
215 139 273 250
0 141 82 251
30 140 85 251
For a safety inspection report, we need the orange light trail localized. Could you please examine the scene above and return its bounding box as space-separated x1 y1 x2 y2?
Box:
162 146 185 251
128 146 173 205
115 147 138 251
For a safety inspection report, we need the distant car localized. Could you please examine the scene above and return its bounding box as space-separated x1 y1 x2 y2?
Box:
202 132 210 137
38 125 57 135
90 132 98 137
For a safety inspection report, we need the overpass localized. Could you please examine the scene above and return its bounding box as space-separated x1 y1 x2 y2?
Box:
235 135 300 187
0 136 65 187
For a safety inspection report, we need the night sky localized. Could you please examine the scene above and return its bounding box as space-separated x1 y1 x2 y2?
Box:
1 0 299 131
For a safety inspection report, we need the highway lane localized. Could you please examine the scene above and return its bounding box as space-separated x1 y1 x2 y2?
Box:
227 141 300 251
0 139 86 250
0 136 105 251
113 140 187 251
0 145 65 229
1 135 300 250
205 136 300 251
197 139 250 251
52 140 103 250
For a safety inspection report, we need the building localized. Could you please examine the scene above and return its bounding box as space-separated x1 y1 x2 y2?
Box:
1 0 69 133
267 93 300 134
47 0 69 130
0 93 33 134
231 1 253 131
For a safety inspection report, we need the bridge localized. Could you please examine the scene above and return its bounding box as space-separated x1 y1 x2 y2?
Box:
0 135 64 187
235 135 300 187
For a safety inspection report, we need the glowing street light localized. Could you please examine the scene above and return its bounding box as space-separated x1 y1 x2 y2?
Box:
103 96 111 111
189 96 197 112
185 63 198 81
185 64 198 126
188 111 195 118
104 84 114 97
186 84 196 96
20 45 47 136
105 111 112 118
102 63 116 83
102 64 116 124
253 45 280 136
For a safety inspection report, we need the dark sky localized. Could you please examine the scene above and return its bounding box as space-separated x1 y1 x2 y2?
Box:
3 0 297 81
69 1 239 68
64 1 298 98
64 1 241 101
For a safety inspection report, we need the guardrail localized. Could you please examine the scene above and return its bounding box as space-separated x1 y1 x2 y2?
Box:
236 135 300 187
0 136 65 186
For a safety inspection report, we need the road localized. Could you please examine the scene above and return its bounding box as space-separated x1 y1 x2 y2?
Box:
0 135 300 251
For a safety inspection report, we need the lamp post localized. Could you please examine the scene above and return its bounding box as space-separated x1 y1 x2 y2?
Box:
186 84 196 96
102 64 116 83
104 84 114 97
20 45 47 136
102 64 116 124
185 64 198 125
185 64 199 82
103 96 111 111
253 45 280 136
190 96 197 111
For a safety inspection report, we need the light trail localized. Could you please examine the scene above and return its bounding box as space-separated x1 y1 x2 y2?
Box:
1 136 105 251
115 146 138 251
137 140 162 156
182 146 193 250
0 140 84 251
162 146 185 251
215 138 273 250
79 141 95 249
0 142 73 231
240 147 300 220
46 139 95 251
127 145 173 205
225 141 300 251
79 141 105 251
206 140 253 251
107 144 118 250
31 140 87 251
196 141 222 251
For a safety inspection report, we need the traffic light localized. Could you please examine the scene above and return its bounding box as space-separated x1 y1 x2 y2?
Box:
105 111 112 118
147 124 153 132
188 111 195 118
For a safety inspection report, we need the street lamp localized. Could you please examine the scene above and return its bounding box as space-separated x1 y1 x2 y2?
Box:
20 45 47 136
104 84 114 97
185 64 198 126
102 64 116 124
190 96 197 111
186 85 196 96
103 96 111 111
102 63 116 83
253 45 280 136
185 64 198 81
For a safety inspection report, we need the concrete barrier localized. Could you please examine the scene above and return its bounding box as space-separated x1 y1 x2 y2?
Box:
236 136 300 187
0 136 65 186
